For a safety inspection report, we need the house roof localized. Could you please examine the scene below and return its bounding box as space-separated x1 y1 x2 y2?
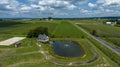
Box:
38 34 49 40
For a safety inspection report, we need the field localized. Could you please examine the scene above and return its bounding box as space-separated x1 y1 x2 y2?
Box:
52 21 85 38
0 20 119 67
0 20 58 40
76 20 120 48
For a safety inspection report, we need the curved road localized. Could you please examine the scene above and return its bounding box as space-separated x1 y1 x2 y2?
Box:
72 22 120 56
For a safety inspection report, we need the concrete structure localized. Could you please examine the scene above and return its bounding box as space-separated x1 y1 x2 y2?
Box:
0 37 25 46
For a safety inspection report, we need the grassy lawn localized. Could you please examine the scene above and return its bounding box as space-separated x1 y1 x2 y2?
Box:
0 53 44 67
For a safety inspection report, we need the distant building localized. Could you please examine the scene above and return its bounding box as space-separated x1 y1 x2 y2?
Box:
106 21 117 25
38 34 49 43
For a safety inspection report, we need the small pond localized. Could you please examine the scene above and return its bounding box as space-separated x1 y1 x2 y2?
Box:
50 41 85 57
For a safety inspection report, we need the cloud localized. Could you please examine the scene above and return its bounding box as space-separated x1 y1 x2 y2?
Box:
0 0 19 11
20 5 32 11
80 9 89 13
88 2 97 8
0 0 120 18
97 0 120 6
38 0 77 10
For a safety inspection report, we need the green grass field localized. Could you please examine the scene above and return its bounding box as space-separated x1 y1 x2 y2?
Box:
53 21 85 38
76 20 120 48
0 20 58 40
0 20 119 67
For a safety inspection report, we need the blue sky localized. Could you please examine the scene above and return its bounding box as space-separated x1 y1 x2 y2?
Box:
0 0 120 18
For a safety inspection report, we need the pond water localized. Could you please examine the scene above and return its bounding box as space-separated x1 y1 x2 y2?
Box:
50 41 85 57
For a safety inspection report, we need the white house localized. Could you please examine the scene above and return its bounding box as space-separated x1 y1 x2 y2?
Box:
106 21 117 25
38 34 49 43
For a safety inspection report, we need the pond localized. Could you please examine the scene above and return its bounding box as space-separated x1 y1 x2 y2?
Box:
50 41 85 57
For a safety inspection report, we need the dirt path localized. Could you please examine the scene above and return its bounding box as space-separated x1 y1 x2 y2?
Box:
0 37 25 46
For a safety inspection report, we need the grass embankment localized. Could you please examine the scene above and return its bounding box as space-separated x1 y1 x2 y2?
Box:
87 36 120 66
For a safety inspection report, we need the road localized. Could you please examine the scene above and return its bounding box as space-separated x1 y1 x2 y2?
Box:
72 22 120 56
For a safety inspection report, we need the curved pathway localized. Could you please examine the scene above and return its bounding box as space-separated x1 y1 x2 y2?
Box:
37 41 99 65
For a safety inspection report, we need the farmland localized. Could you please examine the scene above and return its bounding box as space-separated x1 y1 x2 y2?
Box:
0 20 119 67
76 20 120 48
52 21 85 38
0 20 58 40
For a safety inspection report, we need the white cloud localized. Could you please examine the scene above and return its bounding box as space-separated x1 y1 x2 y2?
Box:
20 5 32 11
0 0 20 11
0 0 119 18
88 3 97 8
97 0 120 6
80 9 89 13
67 5 76 10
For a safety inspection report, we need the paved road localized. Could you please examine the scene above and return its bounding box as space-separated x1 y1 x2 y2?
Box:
72 22 120 56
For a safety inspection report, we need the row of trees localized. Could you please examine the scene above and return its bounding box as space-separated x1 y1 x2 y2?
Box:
27 27 48 38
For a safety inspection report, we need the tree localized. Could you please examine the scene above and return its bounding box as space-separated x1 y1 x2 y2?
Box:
27 27 48 38
92 30 97 36
48 16 52 20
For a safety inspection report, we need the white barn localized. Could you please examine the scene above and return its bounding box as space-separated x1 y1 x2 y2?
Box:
106 21 117 25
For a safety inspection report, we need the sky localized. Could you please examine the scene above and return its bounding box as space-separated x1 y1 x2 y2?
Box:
0 0 120 18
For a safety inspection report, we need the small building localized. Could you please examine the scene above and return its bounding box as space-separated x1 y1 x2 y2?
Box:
38 34 49 43
14 41 21 48
106 21 117 25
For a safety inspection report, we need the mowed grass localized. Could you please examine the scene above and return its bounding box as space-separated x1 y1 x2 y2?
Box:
76 20 120 47
0 53 44 67
53 21 85 38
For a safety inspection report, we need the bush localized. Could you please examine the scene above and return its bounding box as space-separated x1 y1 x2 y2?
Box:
27 27 48 38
